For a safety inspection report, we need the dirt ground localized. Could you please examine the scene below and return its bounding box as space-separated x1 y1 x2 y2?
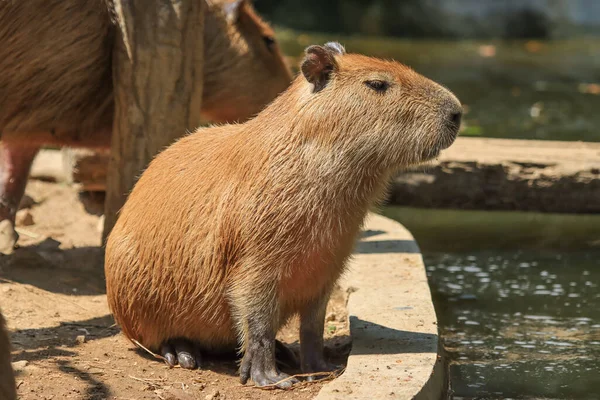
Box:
0 178 350 400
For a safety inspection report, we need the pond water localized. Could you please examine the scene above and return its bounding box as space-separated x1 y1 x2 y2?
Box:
383 207 600 399
277 31 600 142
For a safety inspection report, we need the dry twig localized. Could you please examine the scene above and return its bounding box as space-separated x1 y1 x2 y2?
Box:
247 368 345 391
131 339 169 364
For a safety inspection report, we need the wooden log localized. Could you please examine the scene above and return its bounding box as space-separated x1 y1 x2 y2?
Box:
103 0 204 241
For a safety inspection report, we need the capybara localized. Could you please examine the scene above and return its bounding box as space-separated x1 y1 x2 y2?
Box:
105 42 462 388
0 0 291 254
0 310 16 400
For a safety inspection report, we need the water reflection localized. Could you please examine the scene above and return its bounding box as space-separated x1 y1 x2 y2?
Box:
383 207 600 399
427 250 600 399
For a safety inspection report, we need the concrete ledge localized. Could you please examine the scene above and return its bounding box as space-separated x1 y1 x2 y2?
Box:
388 137 600 213
317 213 443 400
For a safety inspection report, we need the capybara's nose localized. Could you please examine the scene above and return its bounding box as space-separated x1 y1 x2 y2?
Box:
440 91 462 133
450 111 462 129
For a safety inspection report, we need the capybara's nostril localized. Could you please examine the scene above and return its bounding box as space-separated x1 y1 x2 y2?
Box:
450 111 462 128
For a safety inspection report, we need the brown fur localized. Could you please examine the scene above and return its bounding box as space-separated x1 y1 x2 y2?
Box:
0 0 291 143
0 0 291 255
0 310 16 400
105 44 461 380
202 0 291 122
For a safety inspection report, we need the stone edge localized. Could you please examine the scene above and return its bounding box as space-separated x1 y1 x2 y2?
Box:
315 212 445 400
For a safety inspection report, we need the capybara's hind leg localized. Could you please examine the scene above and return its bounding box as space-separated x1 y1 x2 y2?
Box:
160 338 202 369
0 141 40 254
275 339 299 370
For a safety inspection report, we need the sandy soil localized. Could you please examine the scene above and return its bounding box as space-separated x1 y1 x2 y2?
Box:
0 179 350 400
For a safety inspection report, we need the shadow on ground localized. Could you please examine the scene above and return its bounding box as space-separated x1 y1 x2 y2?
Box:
11 314 117 400
0 241 105 295
349 317 437 355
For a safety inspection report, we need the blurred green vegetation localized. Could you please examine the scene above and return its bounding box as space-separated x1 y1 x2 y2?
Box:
256 0 448 38
255 1 600 39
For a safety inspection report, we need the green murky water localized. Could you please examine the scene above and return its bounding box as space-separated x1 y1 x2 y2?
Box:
277 31 600 142
383 207 600 399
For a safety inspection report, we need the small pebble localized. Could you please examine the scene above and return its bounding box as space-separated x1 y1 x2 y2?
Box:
75 335 86 344
15 209 34 226
204 389 220 400
12 360 29 371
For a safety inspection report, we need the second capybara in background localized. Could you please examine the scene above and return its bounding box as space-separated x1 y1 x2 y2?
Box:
0 0 291 254
105 42 462 387
0 310 16 400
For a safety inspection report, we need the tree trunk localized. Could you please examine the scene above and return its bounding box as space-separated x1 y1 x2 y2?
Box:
103 0 204 241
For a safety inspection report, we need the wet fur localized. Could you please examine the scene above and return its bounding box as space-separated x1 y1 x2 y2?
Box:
105 48 461 359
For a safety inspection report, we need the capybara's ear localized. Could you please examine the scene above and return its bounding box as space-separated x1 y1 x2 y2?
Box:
224 0 247 23
324 42 346 55
301 43 344 93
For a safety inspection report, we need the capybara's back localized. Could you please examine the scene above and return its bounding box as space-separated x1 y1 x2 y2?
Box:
0 310 16 400
0 0 114 136
105 125 243 351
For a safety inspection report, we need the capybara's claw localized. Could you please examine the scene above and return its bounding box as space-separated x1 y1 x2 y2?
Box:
175 340 199 369
253 370 298 389
239 358 251 385
160 343 177 367
240 347 299 389
160 339 201 369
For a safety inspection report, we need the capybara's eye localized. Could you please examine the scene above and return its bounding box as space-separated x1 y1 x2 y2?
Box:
263 36 276 52
365 80 389 92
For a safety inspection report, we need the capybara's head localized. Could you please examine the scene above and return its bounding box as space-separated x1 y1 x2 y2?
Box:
294 42 462 168
202 0 292 123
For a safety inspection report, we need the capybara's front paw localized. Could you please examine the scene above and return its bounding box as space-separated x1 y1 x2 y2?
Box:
239 348 299 389
160 339 202 369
